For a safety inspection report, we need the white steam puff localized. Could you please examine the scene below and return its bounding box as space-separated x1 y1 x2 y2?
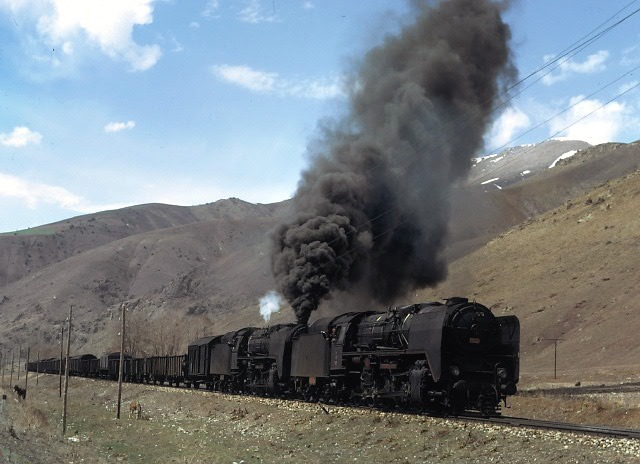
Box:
259 291 283 322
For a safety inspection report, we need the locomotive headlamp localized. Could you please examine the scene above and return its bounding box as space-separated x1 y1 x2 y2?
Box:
497 367 508 380
450 365 460 377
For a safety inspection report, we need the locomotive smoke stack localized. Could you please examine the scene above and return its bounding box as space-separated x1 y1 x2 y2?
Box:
271 0 515 325
259 290 283 323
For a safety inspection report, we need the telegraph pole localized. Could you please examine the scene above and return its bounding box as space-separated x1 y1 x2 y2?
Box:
9 351 14 388
59 324 64 398
543 337 565 380
1 351 4 388
116 303 126 419
62 305 73 436
36 350 40 388
25 347 30 399
17 345 21 382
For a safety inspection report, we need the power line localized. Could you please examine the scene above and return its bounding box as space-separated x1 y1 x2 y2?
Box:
472 65 640 186
320 63 640 261
289 77 640 283
354 2 640 181
213 66 638 302
201 3 640 302
288 3 640 241
506 1 640 93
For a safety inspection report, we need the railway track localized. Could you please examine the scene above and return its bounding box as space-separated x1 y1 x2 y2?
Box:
520 381 640 397
29 373 640 440
460 414 640 440
107 376 640 440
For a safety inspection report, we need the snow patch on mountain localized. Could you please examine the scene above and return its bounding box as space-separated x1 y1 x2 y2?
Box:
549 150 578 169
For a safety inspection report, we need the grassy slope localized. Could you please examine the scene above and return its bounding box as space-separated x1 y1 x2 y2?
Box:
1 374 638 464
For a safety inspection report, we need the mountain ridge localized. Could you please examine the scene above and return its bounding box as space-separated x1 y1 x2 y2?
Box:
1 139 639 371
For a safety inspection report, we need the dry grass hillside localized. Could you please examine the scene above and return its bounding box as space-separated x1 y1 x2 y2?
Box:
0 198 289 288
0 198 292 356
447 141 640 259
2 374 638 464
424 167 640 379
0 216 284 355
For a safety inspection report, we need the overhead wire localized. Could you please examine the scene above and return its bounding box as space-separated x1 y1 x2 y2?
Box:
505 0 640 92
329 78 640 266
343 1 640 181
279 1 640 247
207 2 640 298
323 56 640 261
473 64 640 184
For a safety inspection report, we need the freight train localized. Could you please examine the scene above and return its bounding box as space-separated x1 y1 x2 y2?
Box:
28 298 519 415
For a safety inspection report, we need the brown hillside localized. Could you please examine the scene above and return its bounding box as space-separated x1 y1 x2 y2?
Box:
0 198 290 288
0 203 197 287
423 167 640 379
447 141 640 259
0 216 283 354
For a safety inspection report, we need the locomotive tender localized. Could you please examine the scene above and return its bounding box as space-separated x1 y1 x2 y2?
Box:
28 297 519 415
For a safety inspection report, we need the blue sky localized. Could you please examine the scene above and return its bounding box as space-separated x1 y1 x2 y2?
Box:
1 0 639 232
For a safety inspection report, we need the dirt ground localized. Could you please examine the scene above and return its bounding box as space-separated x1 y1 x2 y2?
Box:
1 374 639 464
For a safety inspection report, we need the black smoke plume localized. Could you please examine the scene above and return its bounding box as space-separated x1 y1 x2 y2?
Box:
271 0 515 325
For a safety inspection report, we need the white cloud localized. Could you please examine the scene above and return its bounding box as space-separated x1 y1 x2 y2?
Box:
211 64 344 99
548 96 628 144
618 80 639 94
0 172 82 209
303 1 315 9
487 107 531 149
621 45 640 66
202 0 220 18
239 0 277 24
62 41 73 54
170 37 184 53
288 78 344 99
1 0 162 72
542 50 609 86
104 120 136 133
0 172 131 218
211 64 277 92
0 126 43 147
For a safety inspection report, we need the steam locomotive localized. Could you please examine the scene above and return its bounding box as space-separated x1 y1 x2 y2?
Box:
29 298 519 415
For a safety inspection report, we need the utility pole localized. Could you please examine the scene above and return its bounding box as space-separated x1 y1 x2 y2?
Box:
116 303 126 419
543 337 565 380
62 305 72 436
0 351 4 414
36 351 40 388
25 347 30 399
59 324 64 398
9 351 14 388
17 345 21 382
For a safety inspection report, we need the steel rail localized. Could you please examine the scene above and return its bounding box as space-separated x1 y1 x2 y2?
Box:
459 414 640 440
520 381 640 397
